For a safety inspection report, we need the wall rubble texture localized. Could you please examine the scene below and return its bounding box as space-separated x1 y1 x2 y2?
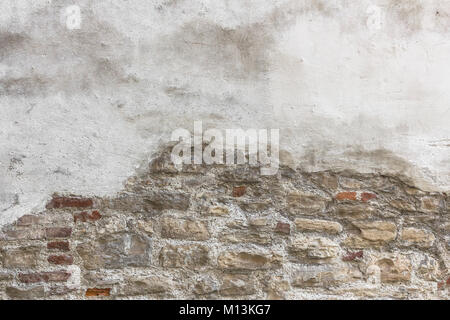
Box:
0 147 448 300
1 0 450 300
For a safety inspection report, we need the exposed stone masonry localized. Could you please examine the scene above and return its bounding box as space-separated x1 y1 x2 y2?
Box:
0 147 449 299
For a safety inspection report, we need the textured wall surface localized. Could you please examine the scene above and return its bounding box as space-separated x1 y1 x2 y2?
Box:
2 0 450 227
1 0 450 299
0 147 448 299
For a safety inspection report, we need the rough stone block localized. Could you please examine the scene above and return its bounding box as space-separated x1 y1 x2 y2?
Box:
400 227 435 248
219 274 256 296
294 218 342 234
1 248 40 268
217 251 280 271
160 217 210 241
159 244 209 268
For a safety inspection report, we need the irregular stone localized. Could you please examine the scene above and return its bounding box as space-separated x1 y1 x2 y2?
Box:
193 276 219 296
404 187 426 196
219 274 256 296
290 236 340 261
287 192 328 214
135 220 154 234
400 228 435 248
366 265 381 285
0 272 13 281
294 218 342 234
41 213 74 225
217 251 280 271
144 191 190 211
149 154 178 173
122 276 170 296
4 227 44 240
248 217 268 227
78 234 151 270
374 255 412 283
293 265 362 288
83 271 123 286
389 199 416 212
160 217 210 241
226 219 247 229
220 230 271 245
1 247 40 268
16 215 42 226
100 234 151 269
342 234 393 248
416 255 441 281
48 286 76 296
353 221 397 242
238 201 271 212
265 276 291 300
207 206 229 216
442 222 450 232
420 196 441 213
159 244 209 268
335 204 377 220
76 242 104 270
97 216 128 234
339 177 365 189
217 167 261 183
6 286 45 300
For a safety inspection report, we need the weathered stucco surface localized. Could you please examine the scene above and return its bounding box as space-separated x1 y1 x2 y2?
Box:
0 0 449 299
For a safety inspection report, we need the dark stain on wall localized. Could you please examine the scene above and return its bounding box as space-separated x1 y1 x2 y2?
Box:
387 0 425 35
0 0 135 97
152 0 341 81
154 20 274 81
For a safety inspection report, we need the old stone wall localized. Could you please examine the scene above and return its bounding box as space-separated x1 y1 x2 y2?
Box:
0 147 448 300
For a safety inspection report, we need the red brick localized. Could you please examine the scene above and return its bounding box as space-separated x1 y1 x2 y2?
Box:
86 288 111 297
48 255 73 265
361 192 377 202
275 222 290 235
90 210 102 220
45 227 72 239
18 271 70 283
232 186 246 197
74 210 102 223
46 196 93 209
47 241 70 252
342 251 363 261
335 192 357 201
